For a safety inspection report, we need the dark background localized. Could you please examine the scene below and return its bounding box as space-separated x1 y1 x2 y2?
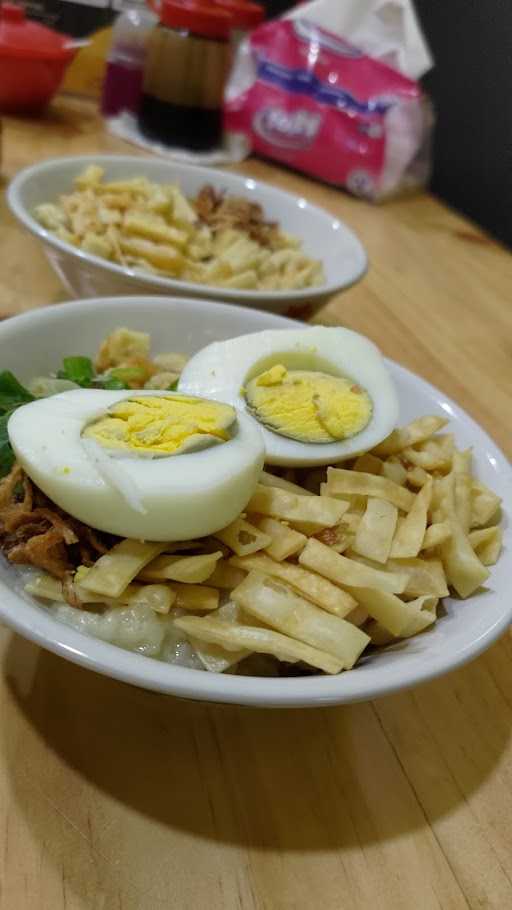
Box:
414 0 512 249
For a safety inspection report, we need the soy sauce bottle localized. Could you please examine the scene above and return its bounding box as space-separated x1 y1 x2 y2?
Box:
138 1 231 152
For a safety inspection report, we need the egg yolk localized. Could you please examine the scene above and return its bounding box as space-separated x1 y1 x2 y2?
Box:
244 365 372 444
83 395 236 457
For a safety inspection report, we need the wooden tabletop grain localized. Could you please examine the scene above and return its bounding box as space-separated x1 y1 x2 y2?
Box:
0 97 511 910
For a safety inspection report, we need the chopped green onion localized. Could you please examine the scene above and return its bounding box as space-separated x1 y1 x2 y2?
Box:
57 356 95 387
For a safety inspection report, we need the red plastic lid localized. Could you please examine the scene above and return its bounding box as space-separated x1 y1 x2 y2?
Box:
159 1 230 40
0 2 75 60
213 0 264 30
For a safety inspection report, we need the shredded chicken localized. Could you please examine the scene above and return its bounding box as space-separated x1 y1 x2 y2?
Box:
195 185 279 247
0 464 117 602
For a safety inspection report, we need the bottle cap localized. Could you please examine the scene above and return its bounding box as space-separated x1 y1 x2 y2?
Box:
213 0 264 30
159 1 230 40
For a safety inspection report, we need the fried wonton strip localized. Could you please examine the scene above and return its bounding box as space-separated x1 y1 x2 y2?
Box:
439 473 490 598
214 517 271 556
139 551 223 583
29 567 218 612
75 164 104 189
174 616 344 674
25 572 175 613
321 487 366 522
345 551 450 598
390 476 432 558
73 565 175 612
385 556 449 597
381 458 408 486
191 638 249 673
78 540 168 598
230 552 357 617
468 527 503 566
367 595 438 645
299 538 408 594
399 600 437 635
251 516 307 561
470 480 501 528
326 468 414 512
123 212 189 249
126 584 175 614
119 235 184 273
421 521 452 550
453 449 472 471
232 572 369 668
25 573 63 600
168 583 219 611
406 466 431 488
372 416 449 457
247 485 348 533
190 603 250 672
453 450 472 533
349 587 422 636
401 435 454 472
353 498 398 564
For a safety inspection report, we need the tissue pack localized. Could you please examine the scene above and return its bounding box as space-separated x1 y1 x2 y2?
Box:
224 19 433 200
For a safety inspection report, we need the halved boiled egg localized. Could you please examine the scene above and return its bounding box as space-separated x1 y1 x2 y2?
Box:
8 389 264 540
179 327 399 467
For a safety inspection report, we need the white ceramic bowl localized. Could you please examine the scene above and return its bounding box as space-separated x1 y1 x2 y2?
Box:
0 297 510 708
7 154 367 318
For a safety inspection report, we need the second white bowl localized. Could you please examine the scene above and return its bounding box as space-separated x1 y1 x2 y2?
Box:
7 154 367 317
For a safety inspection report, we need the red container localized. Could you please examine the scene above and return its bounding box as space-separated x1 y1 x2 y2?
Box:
213 0 264 32
0 3 76 114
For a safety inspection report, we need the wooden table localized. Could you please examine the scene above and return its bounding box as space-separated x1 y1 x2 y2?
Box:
1 97 511 910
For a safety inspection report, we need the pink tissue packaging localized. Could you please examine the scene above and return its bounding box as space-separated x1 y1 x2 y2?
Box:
224 19 433 200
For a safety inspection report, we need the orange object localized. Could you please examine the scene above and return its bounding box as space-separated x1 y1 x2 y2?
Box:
62 26 112 100
0 2 76 113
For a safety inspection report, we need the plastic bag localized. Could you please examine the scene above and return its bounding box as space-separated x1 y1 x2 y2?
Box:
224 19 433 201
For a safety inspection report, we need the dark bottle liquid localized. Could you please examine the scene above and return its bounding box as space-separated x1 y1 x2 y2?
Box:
139 94 222 151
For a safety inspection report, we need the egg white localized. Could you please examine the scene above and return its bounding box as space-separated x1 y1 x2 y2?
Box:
179 327 399 467
8 389 265 541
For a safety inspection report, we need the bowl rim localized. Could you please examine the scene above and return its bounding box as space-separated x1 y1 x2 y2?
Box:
0 296 510 708
7 153 368 304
